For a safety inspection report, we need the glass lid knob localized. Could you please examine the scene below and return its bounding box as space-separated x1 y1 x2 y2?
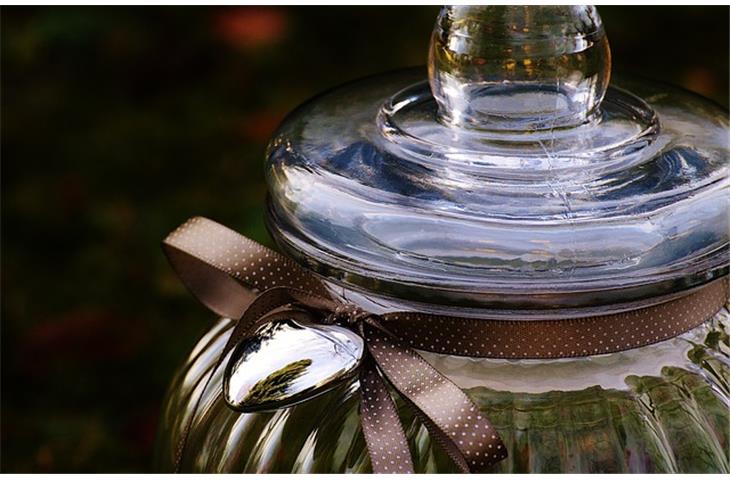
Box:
429 6 611 131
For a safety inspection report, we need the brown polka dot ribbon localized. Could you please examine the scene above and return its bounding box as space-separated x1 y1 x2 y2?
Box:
163 216 728 474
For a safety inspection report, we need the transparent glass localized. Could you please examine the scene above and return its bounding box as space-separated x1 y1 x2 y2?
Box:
155 303 730 473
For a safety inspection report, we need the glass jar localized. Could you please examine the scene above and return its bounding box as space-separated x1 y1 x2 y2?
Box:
155 6 729 473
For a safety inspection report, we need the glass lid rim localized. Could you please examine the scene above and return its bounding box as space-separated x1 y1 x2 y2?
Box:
266 199 729 310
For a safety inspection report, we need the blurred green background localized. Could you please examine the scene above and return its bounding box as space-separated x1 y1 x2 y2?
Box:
2 6 728 473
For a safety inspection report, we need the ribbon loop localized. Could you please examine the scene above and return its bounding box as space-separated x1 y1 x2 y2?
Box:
163 217 331 318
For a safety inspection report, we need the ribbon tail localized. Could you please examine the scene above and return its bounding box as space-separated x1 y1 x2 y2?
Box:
359 356 415 474
363 320 508 473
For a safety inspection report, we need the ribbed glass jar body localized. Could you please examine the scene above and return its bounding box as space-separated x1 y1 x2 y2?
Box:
155 303 730 473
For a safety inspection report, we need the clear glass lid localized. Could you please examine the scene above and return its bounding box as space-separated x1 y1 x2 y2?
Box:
265 6 729 310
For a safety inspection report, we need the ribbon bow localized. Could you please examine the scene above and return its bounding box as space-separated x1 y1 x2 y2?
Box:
163 217 728 473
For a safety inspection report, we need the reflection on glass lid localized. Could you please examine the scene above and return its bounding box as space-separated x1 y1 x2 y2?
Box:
265 6 729 310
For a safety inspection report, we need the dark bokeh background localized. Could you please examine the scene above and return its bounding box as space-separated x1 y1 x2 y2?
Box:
2 6 728 473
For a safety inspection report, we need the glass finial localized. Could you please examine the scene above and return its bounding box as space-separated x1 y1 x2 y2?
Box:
428 5 611 131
